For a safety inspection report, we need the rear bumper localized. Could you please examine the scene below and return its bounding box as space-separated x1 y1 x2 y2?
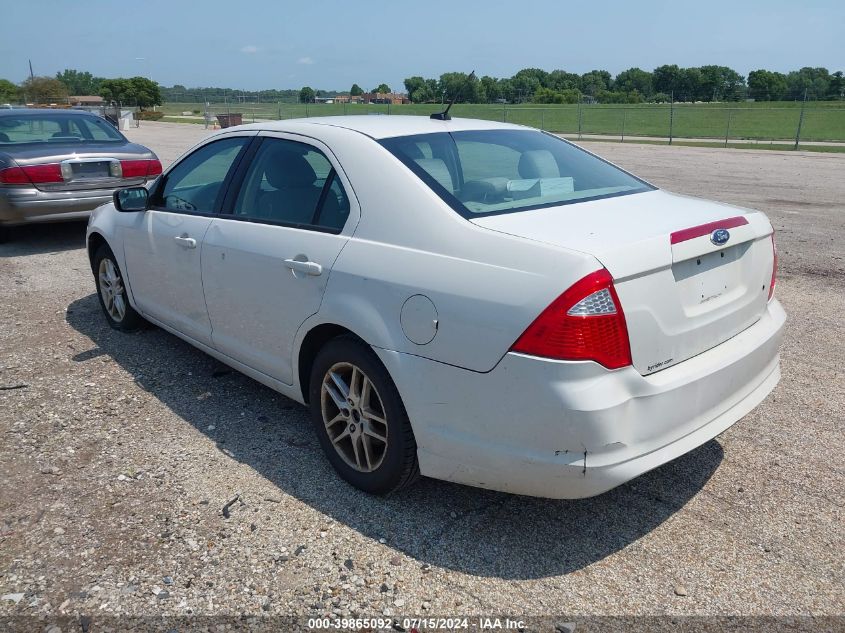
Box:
0 187 113 225
375 299 786 499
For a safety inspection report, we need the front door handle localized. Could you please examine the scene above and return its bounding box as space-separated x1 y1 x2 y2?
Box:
174 235 197 249
284 258 323 276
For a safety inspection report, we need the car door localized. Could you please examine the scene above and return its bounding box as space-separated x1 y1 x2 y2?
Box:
201 134 358 384
122 135 253 346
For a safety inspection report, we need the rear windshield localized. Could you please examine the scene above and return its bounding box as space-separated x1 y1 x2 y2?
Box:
381 129 654 217
0 113 125 146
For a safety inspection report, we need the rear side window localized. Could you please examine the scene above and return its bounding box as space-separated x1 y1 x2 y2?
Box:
154 137 248 213
381 129 654 217
231 138 350 232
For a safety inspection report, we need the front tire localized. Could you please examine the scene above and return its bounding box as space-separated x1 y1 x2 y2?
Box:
309 336 419 495
93 244 143 331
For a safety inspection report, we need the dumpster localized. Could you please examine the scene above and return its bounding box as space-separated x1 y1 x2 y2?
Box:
216 113 243 128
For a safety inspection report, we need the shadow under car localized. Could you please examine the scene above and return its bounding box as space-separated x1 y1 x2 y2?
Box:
66 292 723 580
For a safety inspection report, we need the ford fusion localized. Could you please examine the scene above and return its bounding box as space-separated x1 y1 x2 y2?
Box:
86 116 784 498
0 109 161 241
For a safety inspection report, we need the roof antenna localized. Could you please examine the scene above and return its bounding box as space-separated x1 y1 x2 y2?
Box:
430 70 476 121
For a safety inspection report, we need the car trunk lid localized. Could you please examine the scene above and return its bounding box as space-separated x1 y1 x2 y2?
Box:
4 141 156 192
472 189 776 375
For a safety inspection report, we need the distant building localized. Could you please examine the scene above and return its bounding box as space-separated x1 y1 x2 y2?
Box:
363 92 410 105
68 95 104 106
333 92 409 105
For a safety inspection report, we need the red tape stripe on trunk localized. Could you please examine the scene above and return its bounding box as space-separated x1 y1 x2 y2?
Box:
670 216 748 244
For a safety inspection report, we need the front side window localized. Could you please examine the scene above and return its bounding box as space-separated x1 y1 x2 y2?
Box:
155 137 247 213
381 129 654 217
232 138 350 231
0 114 124 145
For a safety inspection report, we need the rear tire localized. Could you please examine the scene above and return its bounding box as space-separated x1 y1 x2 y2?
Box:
309 335 419 495
93 244 144 332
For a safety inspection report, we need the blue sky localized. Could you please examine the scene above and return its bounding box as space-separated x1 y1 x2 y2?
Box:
1 0 841 91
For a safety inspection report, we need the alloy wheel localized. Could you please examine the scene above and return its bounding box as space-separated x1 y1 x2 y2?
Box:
320 362 389 472
98 257 127 322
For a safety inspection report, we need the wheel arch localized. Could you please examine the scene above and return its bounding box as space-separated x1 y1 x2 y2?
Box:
297 323 365 403
87 231 108 273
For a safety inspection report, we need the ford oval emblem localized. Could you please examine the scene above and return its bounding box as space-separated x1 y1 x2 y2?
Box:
711 228 730 245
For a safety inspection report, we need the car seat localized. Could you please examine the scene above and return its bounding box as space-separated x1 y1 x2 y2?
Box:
518 149 560 179
257 149 322 224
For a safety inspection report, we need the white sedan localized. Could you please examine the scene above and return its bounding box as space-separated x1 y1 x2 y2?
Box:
86 116 785 499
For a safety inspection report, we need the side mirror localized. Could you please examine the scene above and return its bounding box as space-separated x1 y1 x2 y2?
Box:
114 186 149 212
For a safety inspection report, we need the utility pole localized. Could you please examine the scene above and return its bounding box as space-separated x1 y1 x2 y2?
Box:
794 89 807 150
28 59 34 80
621 108 626 143
724 110 733 147
669 91 675 145
577 100 583 140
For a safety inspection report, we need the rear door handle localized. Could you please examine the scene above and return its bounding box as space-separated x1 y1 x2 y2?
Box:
284 258 323 276
174 235 197 249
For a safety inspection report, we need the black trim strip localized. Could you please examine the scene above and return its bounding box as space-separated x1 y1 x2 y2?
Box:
218 136 263 214
312 169 336 226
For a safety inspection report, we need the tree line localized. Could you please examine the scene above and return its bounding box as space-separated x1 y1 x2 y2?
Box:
403 66 844 104
1 65 842 108
0 70 162 108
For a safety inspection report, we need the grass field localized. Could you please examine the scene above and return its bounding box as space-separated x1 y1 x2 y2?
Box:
159 101 845 143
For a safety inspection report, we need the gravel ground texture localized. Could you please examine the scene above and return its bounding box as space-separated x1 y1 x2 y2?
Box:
0 121 843 629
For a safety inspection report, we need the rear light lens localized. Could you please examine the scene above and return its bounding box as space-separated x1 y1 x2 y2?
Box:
0 163 63 184
147 159 163 177
0 166 30 184
768 233 778 301
22 164 64 183
119 159 163 179
511 269 633 370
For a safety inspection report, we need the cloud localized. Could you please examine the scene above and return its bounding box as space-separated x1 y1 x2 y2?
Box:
240 45 258 54
296 56 315 65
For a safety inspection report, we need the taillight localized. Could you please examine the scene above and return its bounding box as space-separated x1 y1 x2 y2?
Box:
147 159 163 177
0 166 29 184
0 163 63 184
120 159 162 179
511 269 632 370
23 164 64 183
768 233 777 301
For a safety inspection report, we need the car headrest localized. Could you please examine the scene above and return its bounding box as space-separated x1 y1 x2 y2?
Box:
403 143 425 160
518 150 560 179
264 150 317 189
414 158 453 193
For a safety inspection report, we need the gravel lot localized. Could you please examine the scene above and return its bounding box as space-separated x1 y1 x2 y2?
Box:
1 121 843 629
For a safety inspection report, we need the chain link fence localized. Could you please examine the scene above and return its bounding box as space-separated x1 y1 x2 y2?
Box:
159 99 845 148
